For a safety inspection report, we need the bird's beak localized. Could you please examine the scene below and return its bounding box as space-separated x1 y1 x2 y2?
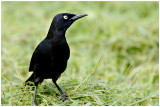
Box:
70 13 88 21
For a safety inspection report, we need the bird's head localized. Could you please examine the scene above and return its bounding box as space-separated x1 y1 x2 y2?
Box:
51 13 88 31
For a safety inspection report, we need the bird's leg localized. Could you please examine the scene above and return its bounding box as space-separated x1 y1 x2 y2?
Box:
54 81 64 95
53 80 68 102
33 84 38 106
32 78 39 106
32 77 43 106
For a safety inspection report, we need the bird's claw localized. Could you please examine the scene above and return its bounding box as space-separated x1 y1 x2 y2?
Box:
60 93 68 102
33 100 38 106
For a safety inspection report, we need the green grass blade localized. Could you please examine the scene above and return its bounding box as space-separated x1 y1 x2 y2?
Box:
69 55 103 96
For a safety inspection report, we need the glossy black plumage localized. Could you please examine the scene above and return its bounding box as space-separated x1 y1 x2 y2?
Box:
25 13 87 106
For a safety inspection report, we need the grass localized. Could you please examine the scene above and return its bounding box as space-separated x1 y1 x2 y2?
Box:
1 1 159 106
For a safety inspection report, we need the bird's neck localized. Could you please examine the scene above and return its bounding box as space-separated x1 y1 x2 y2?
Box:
46 28 66 42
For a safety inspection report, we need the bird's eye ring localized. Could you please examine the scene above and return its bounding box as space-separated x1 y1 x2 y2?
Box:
63 15 68 20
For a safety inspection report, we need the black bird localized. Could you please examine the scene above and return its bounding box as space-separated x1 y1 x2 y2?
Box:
25 13 87 106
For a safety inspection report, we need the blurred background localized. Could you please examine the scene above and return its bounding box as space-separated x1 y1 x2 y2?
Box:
1 1 159 106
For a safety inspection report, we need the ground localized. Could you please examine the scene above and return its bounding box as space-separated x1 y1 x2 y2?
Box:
1 1 159 106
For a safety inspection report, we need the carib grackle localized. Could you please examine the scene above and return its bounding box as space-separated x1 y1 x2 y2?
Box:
25 13 87 105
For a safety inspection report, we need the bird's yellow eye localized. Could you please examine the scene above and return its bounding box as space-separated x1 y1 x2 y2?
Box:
63 15 68 20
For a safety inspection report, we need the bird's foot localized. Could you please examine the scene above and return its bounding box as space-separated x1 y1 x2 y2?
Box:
33 100 38 106
60 93 68 102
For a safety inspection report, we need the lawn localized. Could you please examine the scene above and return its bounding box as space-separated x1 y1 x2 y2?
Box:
1 1 159 106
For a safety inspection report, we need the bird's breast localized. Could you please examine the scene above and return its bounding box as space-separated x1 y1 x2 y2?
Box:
54 43 70 61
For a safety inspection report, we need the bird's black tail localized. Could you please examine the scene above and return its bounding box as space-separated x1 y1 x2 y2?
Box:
25 73 34 86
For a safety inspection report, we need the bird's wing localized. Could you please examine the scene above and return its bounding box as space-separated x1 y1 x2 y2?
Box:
29 40 54 72
29 46 39 72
